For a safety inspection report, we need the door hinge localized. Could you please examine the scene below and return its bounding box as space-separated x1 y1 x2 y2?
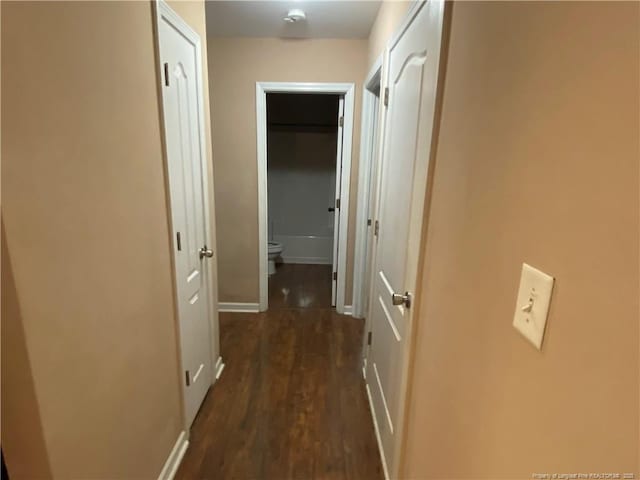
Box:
339 116 344 127
336 198 341 209
176 232 182 251
333 271 337 281
374 220 380 237
367 331 372 346
164 62 170 87
185 370 190 386
367 218 372 226
384 87 389 107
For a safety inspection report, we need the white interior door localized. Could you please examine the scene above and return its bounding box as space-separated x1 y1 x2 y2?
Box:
360 92 381 356
331 97 345 306
366 1 445 476
157 6 213 428
361 95 380 318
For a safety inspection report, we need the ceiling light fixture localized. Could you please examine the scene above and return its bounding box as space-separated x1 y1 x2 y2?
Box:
283 8 306 23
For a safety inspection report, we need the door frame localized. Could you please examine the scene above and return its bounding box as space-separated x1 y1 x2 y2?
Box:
352 55 384 320
256 82 355 314
153 0 222 431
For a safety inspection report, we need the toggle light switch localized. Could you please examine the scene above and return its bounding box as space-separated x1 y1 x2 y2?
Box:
512 263 554 350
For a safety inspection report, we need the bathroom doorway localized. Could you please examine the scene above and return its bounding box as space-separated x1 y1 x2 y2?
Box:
256 83 355 312
267 93 339 308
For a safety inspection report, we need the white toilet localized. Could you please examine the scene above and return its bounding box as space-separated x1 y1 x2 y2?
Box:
267 241 284 275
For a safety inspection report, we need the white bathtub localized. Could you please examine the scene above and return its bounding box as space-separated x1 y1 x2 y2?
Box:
272 234 333 265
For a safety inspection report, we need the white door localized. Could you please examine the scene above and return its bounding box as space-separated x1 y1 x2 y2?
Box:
360 93 381 356
361 96 380 318
331 97 345 306
366 1 445 476
157 5 213 428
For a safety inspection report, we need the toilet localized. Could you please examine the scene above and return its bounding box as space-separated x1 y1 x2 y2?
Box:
267 241 284 275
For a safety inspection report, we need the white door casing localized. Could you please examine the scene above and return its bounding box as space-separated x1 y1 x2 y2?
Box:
155 1 216 428
331 97 345 306
360 53 390 365
365 1 445 478
256 82 355 314
353 54 385 322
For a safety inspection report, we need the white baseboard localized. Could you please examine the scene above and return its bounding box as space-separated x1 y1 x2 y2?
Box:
157 430 189 480
365 384 390 480
343 305 353 315
215 356 225 380
218 302 260 313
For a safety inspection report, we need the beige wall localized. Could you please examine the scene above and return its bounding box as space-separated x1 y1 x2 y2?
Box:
401 2 639 478
367 0 411 68
1 1 213 477
208 37 367 304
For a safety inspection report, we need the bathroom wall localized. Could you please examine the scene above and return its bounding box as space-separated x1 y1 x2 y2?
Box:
267 94 339 265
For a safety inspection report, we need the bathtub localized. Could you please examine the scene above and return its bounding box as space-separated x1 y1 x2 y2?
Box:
272 234 333 265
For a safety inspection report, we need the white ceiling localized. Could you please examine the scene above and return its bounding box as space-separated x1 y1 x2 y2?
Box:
205 1 382 39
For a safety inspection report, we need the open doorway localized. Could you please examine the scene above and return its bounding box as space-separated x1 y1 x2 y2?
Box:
256 83 355 313
266 93 340 308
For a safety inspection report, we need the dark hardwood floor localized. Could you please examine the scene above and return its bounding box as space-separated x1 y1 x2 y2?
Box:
176 264 383 480
269 263 333 309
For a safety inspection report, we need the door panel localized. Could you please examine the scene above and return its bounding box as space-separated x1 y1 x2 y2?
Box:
361 98 380 319
366 1 445 476
331 97 345 306
158 10 213 428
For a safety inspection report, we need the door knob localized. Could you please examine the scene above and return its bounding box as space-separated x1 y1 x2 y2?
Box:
199 245 214 259
391 291 411 308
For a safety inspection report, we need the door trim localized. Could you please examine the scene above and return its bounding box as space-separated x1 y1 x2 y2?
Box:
353 54 384 320
256 82 355 314
153 0 220 431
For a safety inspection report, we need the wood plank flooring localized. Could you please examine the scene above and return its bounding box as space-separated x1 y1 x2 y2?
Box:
176 264 383 480
268 264 333 309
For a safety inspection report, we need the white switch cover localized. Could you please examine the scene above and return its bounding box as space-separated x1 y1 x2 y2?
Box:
513 263 554 350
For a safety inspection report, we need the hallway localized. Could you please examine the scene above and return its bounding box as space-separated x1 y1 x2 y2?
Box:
176 265 383 480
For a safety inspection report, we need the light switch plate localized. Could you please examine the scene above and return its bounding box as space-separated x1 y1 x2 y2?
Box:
513 263 554 350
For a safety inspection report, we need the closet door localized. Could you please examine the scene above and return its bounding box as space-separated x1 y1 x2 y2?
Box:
365 0 445 476
156 1 216 428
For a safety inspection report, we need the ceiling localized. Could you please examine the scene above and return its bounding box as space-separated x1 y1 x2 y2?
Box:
205 1 382 39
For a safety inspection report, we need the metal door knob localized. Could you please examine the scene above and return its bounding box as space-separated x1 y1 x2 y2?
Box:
199 246 214 259
391 291 411 308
